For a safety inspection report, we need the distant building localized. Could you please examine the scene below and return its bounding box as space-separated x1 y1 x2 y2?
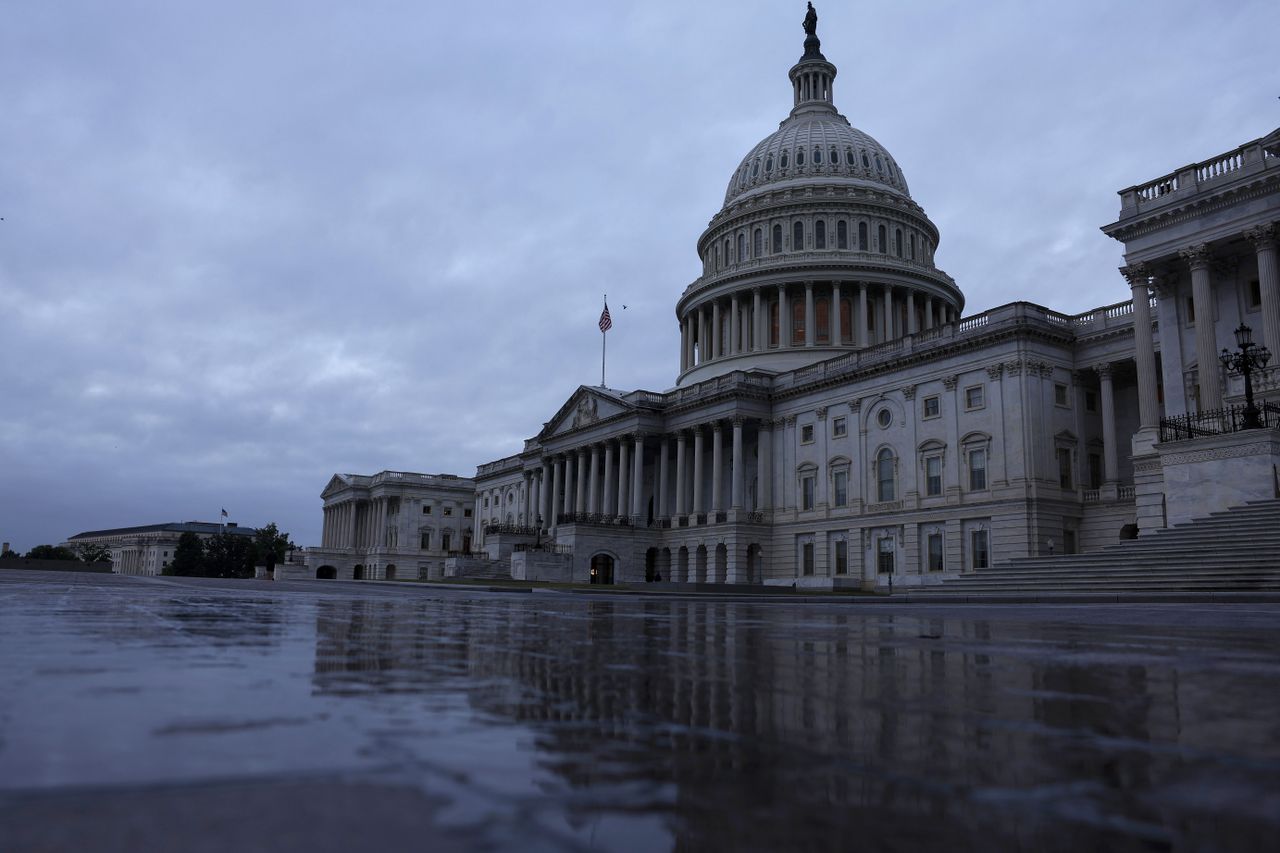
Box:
64 521 256 576
295 471 477 581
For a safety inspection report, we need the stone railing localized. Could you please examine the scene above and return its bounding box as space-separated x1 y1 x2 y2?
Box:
1120 136 1279 213
1118 484 1136 500
476 455 524 478
687 250 956 297
483 523 539 537
1082 489 1101 503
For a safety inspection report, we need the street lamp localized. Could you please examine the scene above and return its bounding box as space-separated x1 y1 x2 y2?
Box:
1219 323 1272 429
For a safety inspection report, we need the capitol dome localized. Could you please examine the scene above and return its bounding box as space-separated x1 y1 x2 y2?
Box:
674 6 962 386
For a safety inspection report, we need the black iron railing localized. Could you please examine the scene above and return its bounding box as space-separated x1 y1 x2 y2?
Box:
483 523 540 536
555 513 636 527
1160 402 1280 442
514 543 572 555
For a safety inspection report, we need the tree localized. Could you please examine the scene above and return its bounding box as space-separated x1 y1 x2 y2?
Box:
252 523 294 573
169 532 206 577
204 532 255 579
26 544 77 561
0 548 17 559
71 542 113 566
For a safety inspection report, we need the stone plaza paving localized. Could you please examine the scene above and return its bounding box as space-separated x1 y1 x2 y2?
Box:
1 570 1278 852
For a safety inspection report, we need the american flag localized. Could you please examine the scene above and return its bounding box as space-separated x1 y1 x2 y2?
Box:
598 302 612 333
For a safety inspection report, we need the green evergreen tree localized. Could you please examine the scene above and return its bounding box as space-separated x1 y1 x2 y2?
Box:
204 532 255 579
169 532 206 576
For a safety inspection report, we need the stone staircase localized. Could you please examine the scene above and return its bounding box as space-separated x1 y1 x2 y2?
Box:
906 499 1280 600
445 556 514 581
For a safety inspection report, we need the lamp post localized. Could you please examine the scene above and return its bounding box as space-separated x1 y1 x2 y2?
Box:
1219 323 1272 429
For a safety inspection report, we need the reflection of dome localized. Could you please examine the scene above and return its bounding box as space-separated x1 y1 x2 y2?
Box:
724 118 909 207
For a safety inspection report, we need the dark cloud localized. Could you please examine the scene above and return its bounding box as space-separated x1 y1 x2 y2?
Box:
1 1 1275 552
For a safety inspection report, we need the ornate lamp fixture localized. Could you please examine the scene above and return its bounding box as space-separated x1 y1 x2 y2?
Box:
1219 323 1272 429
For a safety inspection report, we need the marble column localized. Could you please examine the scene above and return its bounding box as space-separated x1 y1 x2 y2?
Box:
753 288 763 352
711 422 724 512
603 442 616 516
675 431 688 516
575 449 588 514
1247 224 1280 357
924 296 935 330
731 294 741 354
562 454 574 514
588 445 601 514
712 300 722 360
1122 264 1161 429
552 457 564 527
804 281 815 347
731 417 744 509
1097 363 1118 483
616 438 630 520
882 286 894 341
692 427 705 513
778 284 789 347
631 434 644 517
832 282 842 344
758 420 773 511
907 289 917 334
658 436 670 518
1181 244 1221 410
857 283 868 347
540 461 551 528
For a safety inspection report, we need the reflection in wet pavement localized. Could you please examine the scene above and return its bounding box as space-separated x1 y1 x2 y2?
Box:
1 571 1279 851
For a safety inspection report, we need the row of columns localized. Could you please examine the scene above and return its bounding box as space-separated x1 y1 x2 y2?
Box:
680 281 956 371
322 498 400 550
1121 222 1279 423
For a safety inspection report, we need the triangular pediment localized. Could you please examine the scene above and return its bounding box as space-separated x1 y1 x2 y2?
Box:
321 474 352 498
539 386 632 439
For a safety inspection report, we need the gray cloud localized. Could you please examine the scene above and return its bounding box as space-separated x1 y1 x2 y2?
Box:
1 0 1276 552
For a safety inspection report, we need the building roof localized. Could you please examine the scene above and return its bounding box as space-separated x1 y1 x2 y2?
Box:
68 521 256 540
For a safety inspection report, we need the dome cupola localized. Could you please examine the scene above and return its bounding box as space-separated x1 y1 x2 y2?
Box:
675 4 962 386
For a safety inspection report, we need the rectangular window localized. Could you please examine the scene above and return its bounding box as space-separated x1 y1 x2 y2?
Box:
970 530 989 569
926 455 943 496
877 538 895 574
463 508 473 518
802 542 815 576
922 395 940 419
927 533 944 572
420 532 431 550
1088 453 1103 490
1057 448 1073 489
1247 279 1262 310
968 448 987 491
801 424 814 444
1084 390 1098 412
163 551 169 558
801 475 816 511
834 539 848 574
1185 296 1196 324
1054 383 1070 407
423 505 432 514
443 507 453 517
441 532 451 552
964 385 985 410
832 416 847 438
833 471 848 507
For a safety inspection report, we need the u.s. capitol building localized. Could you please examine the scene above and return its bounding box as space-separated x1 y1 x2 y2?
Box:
302 8 1280 588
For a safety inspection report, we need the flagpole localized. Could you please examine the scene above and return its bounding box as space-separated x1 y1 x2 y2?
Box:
601 294 607 387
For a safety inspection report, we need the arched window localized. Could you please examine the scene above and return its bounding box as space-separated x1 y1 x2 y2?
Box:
753 228 763 258
895 228 904 257
815 220 826 250
714 244 721 270
796 148 806 166
837 220 848 249
830 147 838 165
772 223 783 254
846 147 855 166
840 297 853 343
781 151 789 169
769 299 780 346
858 221 868 250
878 224 887 254
792 221 804 251
861 151 870 169
765 155 773 173
877 448 896 502
724 238 731 265
813 147 822 165
751 159 760 178
815 297 830 344
910 233 917 260
792 298 806 345
737 232 746 262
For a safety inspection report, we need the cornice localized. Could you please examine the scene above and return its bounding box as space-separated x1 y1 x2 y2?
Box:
1102 172 1280 244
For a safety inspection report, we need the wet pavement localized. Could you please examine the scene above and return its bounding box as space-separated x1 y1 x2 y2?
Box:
1 570 1278 852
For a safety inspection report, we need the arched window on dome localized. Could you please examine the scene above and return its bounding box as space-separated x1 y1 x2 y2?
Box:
858 221 868 251
796 148 806 167
861 151 870 169
846 147 855 166
780 151 789 170
813 147 822 165
840 297 853 344
724 238 731 266
837 220 848 250
765 155 773 173
877 224 887 254
895 228 904 258
714 244 721 271
875 155 884 174
737 233 746 263
830 147 838 166
815 297 830 344
792 221 804 252
791 297 806 345
753 228 763 258
877 448 896 502
772 224 783 254
752 160 760 179
815 220 826 250
909 233 917 260
769 300 780 347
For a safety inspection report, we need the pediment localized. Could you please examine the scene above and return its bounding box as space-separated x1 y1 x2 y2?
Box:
539 386 632 439
321 474 351 498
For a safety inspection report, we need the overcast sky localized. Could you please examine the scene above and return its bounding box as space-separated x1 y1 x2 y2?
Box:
2 0 1276 553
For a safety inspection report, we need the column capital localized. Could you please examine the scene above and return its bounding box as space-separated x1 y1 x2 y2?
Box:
942 374 959 391
1179 243 1212 271
899 385 917 401
1245 223 1277 252
784 414 797 426
1095 361 1114 380
731 415 746 427
848 397 862 412
985 363 1004 380
815 406 828 420
1119 262 1151 289
711 420 723 434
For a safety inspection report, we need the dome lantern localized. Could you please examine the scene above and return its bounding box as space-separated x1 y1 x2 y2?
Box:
789 3 838 118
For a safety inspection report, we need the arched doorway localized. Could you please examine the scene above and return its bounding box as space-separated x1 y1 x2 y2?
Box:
715 544 728 584
745 544 761 584
353 564 365 580
695 545 708 583
677 547 689 583
316 565 336 580
645 548 658 582
385 564 397 581
660 548 672 582
590 553 615 585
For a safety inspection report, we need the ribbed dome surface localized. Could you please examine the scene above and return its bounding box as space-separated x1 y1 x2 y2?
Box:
723 116 909 207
